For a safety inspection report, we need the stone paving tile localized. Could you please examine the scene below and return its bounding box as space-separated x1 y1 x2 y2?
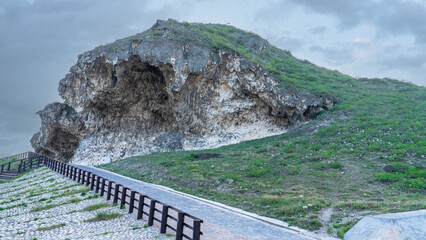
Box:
76 165 324 240
0 167 173 240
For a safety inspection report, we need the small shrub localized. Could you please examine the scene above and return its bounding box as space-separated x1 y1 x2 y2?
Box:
400 178 426 192
298 216 322 230
286 166 301 175
328 161 344 169
246 167 267 177
375 172 404 182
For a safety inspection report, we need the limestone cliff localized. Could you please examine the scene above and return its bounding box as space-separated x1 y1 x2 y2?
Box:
31 19 336 164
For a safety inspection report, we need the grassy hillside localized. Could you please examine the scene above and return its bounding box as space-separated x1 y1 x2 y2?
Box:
99 21 425 238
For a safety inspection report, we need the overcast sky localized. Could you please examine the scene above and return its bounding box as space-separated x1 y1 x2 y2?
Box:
0 0 425 157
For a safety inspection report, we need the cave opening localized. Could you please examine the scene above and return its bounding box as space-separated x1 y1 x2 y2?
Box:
88 56 176 133
46 128 81 162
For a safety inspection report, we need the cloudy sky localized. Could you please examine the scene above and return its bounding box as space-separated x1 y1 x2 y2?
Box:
0 0 425 157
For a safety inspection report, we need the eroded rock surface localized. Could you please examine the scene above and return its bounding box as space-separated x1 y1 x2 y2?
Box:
32 19 336 164
344 210 426 240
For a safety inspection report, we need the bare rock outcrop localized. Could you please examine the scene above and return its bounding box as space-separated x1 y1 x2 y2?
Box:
32 19 336 164
31 102 84 160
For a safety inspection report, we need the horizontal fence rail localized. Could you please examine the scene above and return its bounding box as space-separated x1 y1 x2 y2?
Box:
0 152 43 175
0 152 29 161
18 151 204 240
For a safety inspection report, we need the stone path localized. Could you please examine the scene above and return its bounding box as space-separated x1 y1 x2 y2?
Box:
77 165 338 240
0 167 172 240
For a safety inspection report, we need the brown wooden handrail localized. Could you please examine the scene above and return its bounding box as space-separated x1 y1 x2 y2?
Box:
24 151 204 240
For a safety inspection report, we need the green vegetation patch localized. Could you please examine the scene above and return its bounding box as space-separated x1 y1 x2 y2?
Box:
375 162 425 192
37 223 66 231
83 211 122 222
30 198 83 212
82 202 111 211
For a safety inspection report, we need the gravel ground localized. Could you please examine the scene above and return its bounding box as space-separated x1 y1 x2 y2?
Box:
0 167 173 240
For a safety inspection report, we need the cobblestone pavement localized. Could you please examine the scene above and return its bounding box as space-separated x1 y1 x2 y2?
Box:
0 167 173 240
77 165 336 240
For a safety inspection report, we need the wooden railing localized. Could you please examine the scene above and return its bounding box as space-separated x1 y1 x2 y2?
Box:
0 152 29 161
28 152 203 240
0 152 43 174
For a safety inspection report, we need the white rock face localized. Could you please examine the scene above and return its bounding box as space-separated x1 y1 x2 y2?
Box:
32 20 335 165
344 210 426 240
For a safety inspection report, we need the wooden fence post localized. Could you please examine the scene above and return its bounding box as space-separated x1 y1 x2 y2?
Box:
69 166 73 179
176 212 185 240
193 219 202 240
85 171 90 186
113 184 120 204
100 179 106 196
78 169 82 183
148 200 157 226
137 194 145 220
107 181 113 200
81 170 85 184
160 204 169 233
129 191 136 214
121 187 128 208
73 167 77 181
90 173 96 190
95 176 101 193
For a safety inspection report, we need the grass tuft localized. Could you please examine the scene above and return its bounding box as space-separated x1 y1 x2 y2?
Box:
83 211 122 222
82 202 111 211
37 223 66 231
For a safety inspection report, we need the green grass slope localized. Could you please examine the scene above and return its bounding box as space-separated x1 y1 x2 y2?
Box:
99 21 425 238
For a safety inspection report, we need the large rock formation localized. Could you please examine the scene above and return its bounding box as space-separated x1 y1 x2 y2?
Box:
32 19 336 165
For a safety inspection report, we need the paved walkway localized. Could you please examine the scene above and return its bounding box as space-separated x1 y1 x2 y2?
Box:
76 165 336 240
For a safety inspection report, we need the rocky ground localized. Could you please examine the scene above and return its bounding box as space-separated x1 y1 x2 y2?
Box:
0 167 173 240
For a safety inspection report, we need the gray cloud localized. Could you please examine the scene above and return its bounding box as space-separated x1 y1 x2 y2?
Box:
378 52 426 70
309 26 327 34
290 0 426 44
0 0 424 157
0 0 185 156
268 35 306 51
308 44 353 65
